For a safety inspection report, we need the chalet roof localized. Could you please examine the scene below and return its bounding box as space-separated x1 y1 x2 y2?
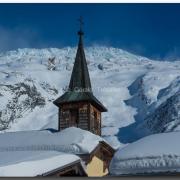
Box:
0 128 114 177
53 28 107 112
0 151 84 177
0 127 113 155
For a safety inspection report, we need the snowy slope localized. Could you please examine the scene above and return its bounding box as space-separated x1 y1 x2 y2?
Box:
0 47 179 148
110 131 180 175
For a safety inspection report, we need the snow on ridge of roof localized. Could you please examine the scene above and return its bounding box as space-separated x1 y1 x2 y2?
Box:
0 127 103 154
0 151 80 177
110 131 180 175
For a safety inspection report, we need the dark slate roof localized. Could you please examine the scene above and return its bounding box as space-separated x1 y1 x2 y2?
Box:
53 91 107 112
69 31 91 91
53 30 107 112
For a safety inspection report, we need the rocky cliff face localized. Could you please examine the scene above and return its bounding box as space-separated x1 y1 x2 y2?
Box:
0 78 58 130
145 91 180 133
142 77 180 134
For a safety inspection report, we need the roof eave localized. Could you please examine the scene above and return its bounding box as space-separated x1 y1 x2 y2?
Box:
53 98 107 112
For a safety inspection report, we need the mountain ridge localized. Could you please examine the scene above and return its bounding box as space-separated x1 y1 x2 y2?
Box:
0 46 179 149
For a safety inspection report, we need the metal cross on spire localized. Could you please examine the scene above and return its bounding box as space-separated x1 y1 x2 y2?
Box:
78 16 84 31
78 16 84 36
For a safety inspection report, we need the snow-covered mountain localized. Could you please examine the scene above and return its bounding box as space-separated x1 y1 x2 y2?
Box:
0 47 179 149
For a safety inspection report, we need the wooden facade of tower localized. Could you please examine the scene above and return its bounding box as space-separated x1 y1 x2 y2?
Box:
53 21 107 136
56 102 103 135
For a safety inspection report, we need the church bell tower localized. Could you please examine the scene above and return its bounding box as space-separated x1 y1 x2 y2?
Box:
53 17 107 136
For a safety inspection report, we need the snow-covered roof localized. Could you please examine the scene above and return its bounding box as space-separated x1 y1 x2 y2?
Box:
0 127 102 154
110 131 180 175
0 151 80 177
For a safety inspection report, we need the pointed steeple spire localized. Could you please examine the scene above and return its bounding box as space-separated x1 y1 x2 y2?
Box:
69 16 92 92
53 17 107 112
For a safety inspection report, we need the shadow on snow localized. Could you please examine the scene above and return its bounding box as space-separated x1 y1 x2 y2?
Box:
117 74 150 144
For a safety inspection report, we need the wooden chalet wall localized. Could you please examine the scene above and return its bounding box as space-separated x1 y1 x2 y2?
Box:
79 141 115 177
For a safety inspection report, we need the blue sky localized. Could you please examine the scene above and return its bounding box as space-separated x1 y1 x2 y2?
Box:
0 3 180 60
